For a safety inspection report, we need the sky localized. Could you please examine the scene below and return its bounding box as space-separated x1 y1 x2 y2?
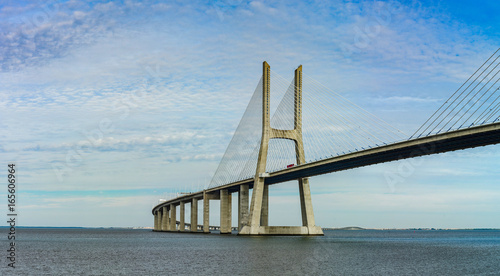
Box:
1 0 500 229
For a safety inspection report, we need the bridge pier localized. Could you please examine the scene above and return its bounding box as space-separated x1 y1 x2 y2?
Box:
153 211 158 231
191 198 198 232
238 184 249 231
179 202 185 232
220 189 232 234
161 206 169 231
169 204 177 231
228 193 232 230
299 178 318 231
203 191 210 233
260 184 269 226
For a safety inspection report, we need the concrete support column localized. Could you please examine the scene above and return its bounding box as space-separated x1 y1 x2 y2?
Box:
191 198 198 232
203 191 210 233
154 212 158 231
238 184 249 231
158 211 162 231
158 210 162 231
228 193 232 231
299 178 316 227
179 202 185 232
244 177 265 234
170 204 177 231
260 184 269 226
161 206 169 231
220 189 231 234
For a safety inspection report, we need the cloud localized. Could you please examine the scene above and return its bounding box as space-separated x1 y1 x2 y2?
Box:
36 194 153 208
374 96 442 103
0 1 115 71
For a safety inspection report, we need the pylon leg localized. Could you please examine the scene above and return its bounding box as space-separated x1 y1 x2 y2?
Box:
240 177 265 235
260 184 269 226
239 62 323 236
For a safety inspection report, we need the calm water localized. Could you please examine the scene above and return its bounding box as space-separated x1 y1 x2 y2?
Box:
2 228 500 275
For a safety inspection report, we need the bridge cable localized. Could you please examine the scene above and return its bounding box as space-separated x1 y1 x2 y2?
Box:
410 48 500 138
435 58 500 133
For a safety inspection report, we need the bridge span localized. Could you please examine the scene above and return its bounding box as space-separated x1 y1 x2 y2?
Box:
152 122 500 235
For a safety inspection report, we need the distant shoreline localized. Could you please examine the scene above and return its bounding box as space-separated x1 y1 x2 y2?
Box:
322 227 500 231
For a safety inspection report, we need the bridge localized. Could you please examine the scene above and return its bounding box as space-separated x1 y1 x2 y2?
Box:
152 48 500 235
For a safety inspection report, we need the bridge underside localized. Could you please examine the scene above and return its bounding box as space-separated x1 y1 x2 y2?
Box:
267 123 500 184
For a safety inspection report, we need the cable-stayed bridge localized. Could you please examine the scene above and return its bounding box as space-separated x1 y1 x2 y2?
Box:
152 48 500 235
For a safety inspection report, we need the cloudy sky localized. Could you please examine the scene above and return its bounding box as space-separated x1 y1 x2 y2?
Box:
1 0 500 229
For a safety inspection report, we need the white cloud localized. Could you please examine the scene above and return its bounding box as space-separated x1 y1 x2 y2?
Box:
375 96 441 103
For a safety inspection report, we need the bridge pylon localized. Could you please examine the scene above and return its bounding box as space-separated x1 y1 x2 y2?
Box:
238 62 324 236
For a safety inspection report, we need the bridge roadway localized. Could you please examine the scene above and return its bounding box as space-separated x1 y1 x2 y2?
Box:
152 122 500 232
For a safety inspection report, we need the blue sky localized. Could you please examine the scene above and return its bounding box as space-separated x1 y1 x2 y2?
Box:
1 0 500 228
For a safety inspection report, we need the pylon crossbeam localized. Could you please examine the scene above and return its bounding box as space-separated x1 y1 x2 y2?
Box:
270 128 298 140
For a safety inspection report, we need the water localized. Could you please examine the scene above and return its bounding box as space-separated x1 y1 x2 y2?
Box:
2 228 500 275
